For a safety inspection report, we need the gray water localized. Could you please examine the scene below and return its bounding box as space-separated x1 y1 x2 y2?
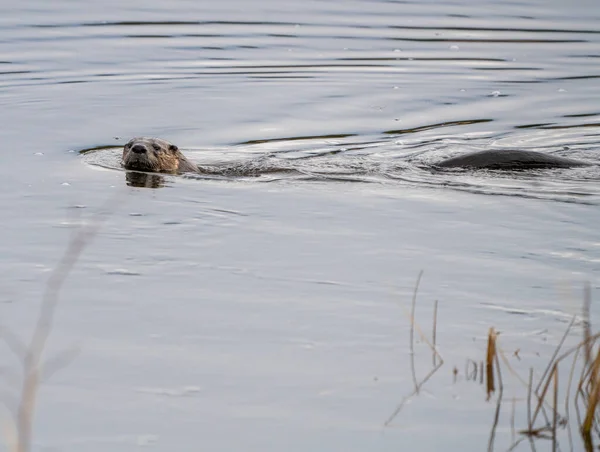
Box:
1 0 599 451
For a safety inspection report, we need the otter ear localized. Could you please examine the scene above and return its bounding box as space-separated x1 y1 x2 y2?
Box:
169 144 179 153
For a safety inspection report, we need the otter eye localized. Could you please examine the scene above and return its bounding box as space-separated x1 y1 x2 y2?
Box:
169 144 178 153
152 143 162 152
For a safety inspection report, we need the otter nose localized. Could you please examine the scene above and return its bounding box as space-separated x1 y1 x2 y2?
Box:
131 144 147 154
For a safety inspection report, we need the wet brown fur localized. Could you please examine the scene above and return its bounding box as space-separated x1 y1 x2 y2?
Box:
122 137 199 173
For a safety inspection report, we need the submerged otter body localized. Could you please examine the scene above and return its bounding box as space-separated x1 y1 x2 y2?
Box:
122 137 198 173
436 149 591 170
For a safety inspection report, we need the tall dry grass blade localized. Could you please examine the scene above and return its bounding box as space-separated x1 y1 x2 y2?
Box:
386 272 444 427
553 332 600 370
564 346 580 452
488 345 504 452
486 328 497 401
549 331 600 440
583 283 591 366
577 286 598 451
575 363 586 444
531 363 556 429
6 193 121 452
526 368 537 451
581 346 600 448
529 316 576 429
534 316 576 397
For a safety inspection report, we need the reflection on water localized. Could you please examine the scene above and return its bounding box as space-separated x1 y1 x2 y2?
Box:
125 171 166 188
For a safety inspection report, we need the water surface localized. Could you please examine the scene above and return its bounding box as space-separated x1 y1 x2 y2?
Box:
0 0 599 451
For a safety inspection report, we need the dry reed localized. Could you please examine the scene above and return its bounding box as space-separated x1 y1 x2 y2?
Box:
0 196 118 452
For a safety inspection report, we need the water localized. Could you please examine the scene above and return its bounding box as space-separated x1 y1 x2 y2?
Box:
0 0 599 451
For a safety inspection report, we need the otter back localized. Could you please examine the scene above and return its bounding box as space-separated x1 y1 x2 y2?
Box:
436 149 591 170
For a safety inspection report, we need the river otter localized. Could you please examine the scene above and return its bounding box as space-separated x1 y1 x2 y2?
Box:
122 137 199 173
122 137 592 174
435 149 591 170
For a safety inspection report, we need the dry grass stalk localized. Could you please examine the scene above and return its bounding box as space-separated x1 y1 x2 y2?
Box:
409 270 423 393
529 363 557 431
580 283 599 450
487 339 504 452
564 346 580 452
486 328 497 401
501 287 600 451
385 283 598 450
385 272 444 426
0 196 118 452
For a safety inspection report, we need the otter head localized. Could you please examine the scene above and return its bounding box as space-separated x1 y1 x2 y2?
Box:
122 137 181 173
